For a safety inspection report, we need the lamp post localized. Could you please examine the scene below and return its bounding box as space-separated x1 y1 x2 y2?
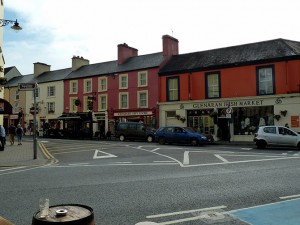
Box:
0 19 22 30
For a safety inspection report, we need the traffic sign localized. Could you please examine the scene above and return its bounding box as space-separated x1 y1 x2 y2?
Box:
30 107 39 115
18 83 37 91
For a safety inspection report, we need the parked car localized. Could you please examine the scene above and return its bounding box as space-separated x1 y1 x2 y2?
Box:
254 126 300 149
155 126 208 146
115 122 155 142
187 127 214 143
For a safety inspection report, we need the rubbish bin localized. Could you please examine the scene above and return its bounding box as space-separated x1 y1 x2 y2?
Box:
38 129 43 137
32 204 95 225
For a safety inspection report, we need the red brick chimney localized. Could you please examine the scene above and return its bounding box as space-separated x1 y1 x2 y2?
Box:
118 43 138 65
162 35 179 60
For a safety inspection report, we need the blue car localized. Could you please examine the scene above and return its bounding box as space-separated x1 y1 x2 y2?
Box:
155 126 208 146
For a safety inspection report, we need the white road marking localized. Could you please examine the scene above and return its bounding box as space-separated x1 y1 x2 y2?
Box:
279 194 300 199
0 166 26 172
147 205 227 218
153 161 175 163
150 148 160 152
114 162 132 164
183 151 190 165
214 154 229 163
93 150 117 159
241 148 252 150
68 163 89 166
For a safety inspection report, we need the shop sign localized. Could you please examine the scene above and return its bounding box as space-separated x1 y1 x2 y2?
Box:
10 114 18 119
193 100 264 109
114 111 152 117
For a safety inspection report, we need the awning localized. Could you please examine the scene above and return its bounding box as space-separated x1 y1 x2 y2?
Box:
57 116 81 120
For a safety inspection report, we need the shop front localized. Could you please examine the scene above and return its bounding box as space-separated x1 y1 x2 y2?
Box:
159 94 300 142
109 108 157 134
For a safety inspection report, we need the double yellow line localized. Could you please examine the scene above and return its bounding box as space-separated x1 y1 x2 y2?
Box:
39 143 59 164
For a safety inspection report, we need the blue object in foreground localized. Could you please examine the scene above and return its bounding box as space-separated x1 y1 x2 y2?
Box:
231 198 300 225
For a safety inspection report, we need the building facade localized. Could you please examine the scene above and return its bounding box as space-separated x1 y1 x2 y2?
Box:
159 39 300 141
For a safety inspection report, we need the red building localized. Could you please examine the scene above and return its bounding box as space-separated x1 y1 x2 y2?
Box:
159 39 300 141
62 35 178 137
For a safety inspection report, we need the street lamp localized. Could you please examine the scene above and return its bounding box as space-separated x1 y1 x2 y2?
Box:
0 19 22 30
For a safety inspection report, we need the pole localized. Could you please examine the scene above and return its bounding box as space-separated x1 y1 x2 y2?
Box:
33 83 38 159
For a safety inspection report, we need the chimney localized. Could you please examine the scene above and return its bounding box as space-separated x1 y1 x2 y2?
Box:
162 35 179 60
34 62 50 77
72 56 89 71
118 43 138 65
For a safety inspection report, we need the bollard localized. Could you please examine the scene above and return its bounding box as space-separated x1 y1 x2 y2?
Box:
32 204 94 225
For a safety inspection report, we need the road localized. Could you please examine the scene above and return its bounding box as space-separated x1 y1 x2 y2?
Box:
1 139 300 225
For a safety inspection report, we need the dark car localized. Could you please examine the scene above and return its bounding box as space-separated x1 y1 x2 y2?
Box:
155 126 208 146
115 122 155 142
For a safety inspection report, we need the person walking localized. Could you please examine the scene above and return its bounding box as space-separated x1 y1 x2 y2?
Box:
16 124 24 145
8 123 16 145
0 125 6 150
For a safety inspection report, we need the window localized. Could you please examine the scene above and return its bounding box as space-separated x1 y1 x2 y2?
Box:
32 88 40 98
84 79 92 93
47 102 55 113
47 86 55 97
138 91 148 108
206 72 220 98
138 71 147 87
98 94 107 110
167 77 179 101
257 65 275 95
98 77 107 92
166 111 176 117
70 98 78 112
70 81 78 94
119 74 128 89
119 93 128 109
15 90 19 100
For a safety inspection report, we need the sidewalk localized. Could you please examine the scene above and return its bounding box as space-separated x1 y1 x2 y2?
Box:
0 136 51 167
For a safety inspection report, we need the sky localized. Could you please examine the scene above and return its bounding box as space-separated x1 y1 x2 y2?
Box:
3 0 300 75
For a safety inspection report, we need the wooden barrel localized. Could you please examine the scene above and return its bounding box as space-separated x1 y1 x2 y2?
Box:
32 204 95 225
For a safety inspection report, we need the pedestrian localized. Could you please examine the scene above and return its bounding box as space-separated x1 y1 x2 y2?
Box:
8 123 16 145
0 125 6 150
16 124 24 145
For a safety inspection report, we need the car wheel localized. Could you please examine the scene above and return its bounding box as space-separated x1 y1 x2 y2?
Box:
190 138 198 146
158 137 166 145
297 142 300 150
146 135 154 143
256 140 266 149
119 135 125 141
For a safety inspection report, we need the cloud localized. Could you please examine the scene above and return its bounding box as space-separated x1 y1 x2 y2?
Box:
4 0 300 74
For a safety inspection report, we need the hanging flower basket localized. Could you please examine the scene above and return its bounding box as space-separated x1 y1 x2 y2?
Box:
274 114 281 121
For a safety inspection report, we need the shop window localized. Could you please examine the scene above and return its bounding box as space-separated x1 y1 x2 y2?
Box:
233 106 274 135
205 72 220 99
167 77 179 101
257 65 275 95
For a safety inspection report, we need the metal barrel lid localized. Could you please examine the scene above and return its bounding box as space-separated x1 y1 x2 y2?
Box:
32 204 94 225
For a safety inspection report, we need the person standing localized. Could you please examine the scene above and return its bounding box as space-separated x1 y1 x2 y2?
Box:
16 124 24 145
8 123 16 145
0 125 6 150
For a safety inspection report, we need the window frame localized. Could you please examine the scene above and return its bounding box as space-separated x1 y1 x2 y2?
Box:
70 80 78 94
256 65 275 95
47 86 56 97
119 92 129 109
166 76 180 101
205 71 221 99
137 90 148 108
98 77 107 92
47 102 55 113
138 71 148 87
119 74 128 89
98 94 107 110
84 79 92 93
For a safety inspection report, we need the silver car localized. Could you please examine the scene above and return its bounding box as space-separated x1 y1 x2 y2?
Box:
254 126 300 149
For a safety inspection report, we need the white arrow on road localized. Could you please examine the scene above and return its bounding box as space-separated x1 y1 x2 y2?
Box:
93 149 118 159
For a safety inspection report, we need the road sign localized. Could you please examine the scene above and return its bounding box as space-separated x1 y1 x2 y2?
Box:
18 83 37 91
30 107 39 115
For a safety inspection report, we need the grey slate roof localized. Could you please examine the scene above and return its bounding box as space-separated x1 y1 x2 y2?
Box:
32 68 72 83
4 74 34 88
66 52 164 79
159 38 300 75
